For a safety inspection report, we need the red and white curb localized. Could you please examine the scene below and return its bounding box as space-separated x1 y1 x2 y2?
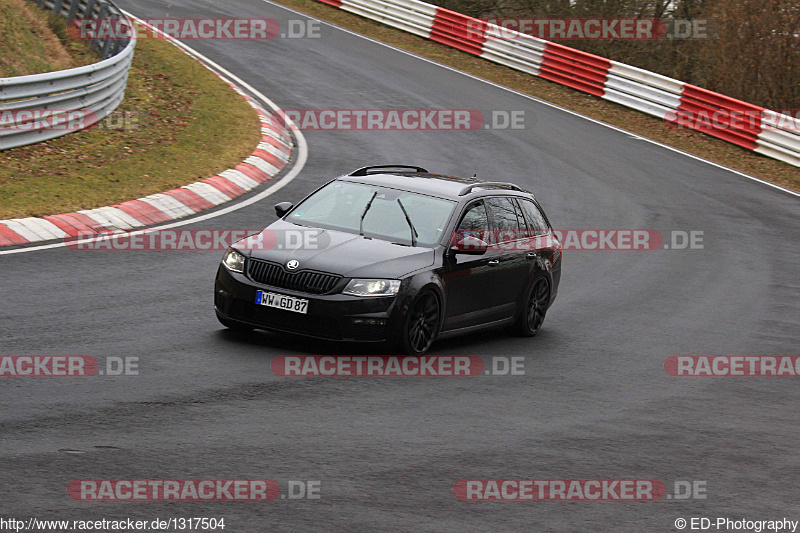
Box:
0 52 294 248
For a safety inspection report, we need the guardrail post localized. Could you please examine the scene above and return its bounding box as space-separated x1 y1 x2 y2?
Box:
100 24 114 59
92 2 110 54
52 0 64 16
66 0 81 22
83 0 98 19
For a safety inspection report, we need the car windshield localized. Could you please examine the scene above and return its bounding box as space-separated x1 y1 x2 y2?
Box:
286 180 456 247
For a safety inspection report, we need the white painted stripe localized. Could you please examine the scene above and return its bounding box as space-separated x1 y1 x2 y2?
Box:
2 218 57 242
100 206 148 229
183 182 232 205
1 221 38 242
261 113 287 128
260 114 278 126
246 155 281 177
262 126 291 144
257 142 291 162
0 222 30 243
75 210 119 230
14 217 69 240
250 101 273 116
12 218 61 240
79 206 145 231
137 193 197 219
220 169 261 190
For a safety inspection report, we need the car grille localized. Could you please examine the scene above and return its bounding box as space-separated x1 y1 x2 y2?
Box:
247 259 341 294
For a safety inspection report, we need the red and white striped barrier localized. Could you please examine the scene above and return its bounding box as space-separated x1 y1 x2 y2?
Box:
320 0 800 168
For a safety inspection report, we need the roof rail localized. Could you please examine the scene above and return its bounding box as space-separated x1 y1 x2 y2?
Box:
458 182 525 196
348 165 429 176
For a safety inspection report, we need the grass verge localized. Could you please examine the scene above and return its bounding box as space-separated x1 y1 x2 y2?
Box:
0 23 261 219
0 0 96 77
272 0 798 192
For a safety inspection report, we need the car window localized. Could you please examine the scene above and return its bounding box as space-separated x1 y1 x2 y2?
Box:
457 201 488 233
486 197 522 242
288 180 456 247
455 201 492 244
512 199 531 237
518 199 549 235
455 200 495 244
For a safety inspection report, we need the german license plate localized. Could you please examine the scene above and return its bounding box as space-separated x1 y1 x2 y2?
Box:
255 290 308 314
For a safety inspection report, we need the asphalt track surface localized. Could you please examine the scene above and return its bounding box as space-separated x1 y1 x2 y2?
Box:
2 0 799 530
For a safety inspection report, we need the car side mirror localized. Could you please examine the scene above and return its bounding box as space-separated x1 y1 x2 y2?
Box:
450 235 489 255
274 201 294 218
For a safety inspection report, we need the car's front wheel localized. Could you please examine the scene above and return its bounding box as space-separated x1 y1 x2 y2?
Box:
398 290 440 355
514 277 549 337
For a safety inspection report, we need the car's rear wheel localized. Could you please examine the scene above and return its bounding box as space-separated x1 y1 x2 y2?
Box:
514 277 549 337
399 291 440 355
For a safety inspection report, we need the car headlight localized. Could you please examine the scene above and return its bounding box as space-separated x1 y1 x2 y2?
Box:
343 279 401 297
222 248 246 273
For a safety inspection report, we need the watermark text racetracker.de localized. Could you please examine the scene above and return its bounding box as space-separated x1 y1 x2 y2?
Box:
65 229 322 251
277 109 526 131
453 479 707 501
475 18 712 40
452 229 704 251
0 109 95 133
271 355 526 377
0 356 138 377
0 109 147 134
65 228 704 251
666 109 800 132
557 229 703 250
72 18 323 40
665 356 800 377
67 479 321 501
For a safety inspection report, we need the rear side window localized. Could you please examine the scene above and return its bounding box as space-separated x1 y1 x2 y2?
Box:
518 199 549 235
486 197 523 242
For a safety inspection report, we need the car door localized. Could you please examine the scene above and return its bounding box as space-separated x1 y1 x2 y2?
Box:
518 197 561 293
441 200 498 331
484 196 532 319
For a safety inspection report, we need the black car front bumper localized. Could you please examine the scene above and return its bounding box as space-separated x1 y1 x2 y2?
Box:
215 266 404 342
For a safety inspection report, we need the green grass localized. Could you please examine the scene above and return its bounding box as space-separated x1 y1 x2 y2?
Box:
0 0 96 77
271 0 799 192
0 25 262 219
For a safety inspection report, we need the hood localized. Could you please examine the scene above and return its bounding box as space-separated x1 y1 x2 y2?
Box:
235 220 435 279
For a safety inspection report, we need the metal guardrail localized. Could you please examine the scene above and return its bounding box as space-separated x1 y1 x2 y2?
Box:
0 0 136 150
319 0 800 168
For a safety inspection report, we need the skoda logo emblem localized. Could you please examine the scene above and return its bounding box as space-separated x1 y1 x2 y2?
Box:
286 259 300 271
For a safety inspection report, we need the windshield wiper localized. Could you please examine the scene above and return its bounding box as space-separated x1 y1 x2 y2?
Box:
359 191 378 236
396 198 418 247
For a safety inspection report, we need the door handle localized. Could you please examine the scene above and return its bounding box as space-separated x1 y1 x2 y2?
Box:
488 259 500 266
526 252 537 260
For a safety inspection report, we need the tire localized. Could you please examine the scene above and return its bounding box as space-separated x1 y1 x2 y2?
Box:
398 290 440 355
514 277 549 337
216 311 254 332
